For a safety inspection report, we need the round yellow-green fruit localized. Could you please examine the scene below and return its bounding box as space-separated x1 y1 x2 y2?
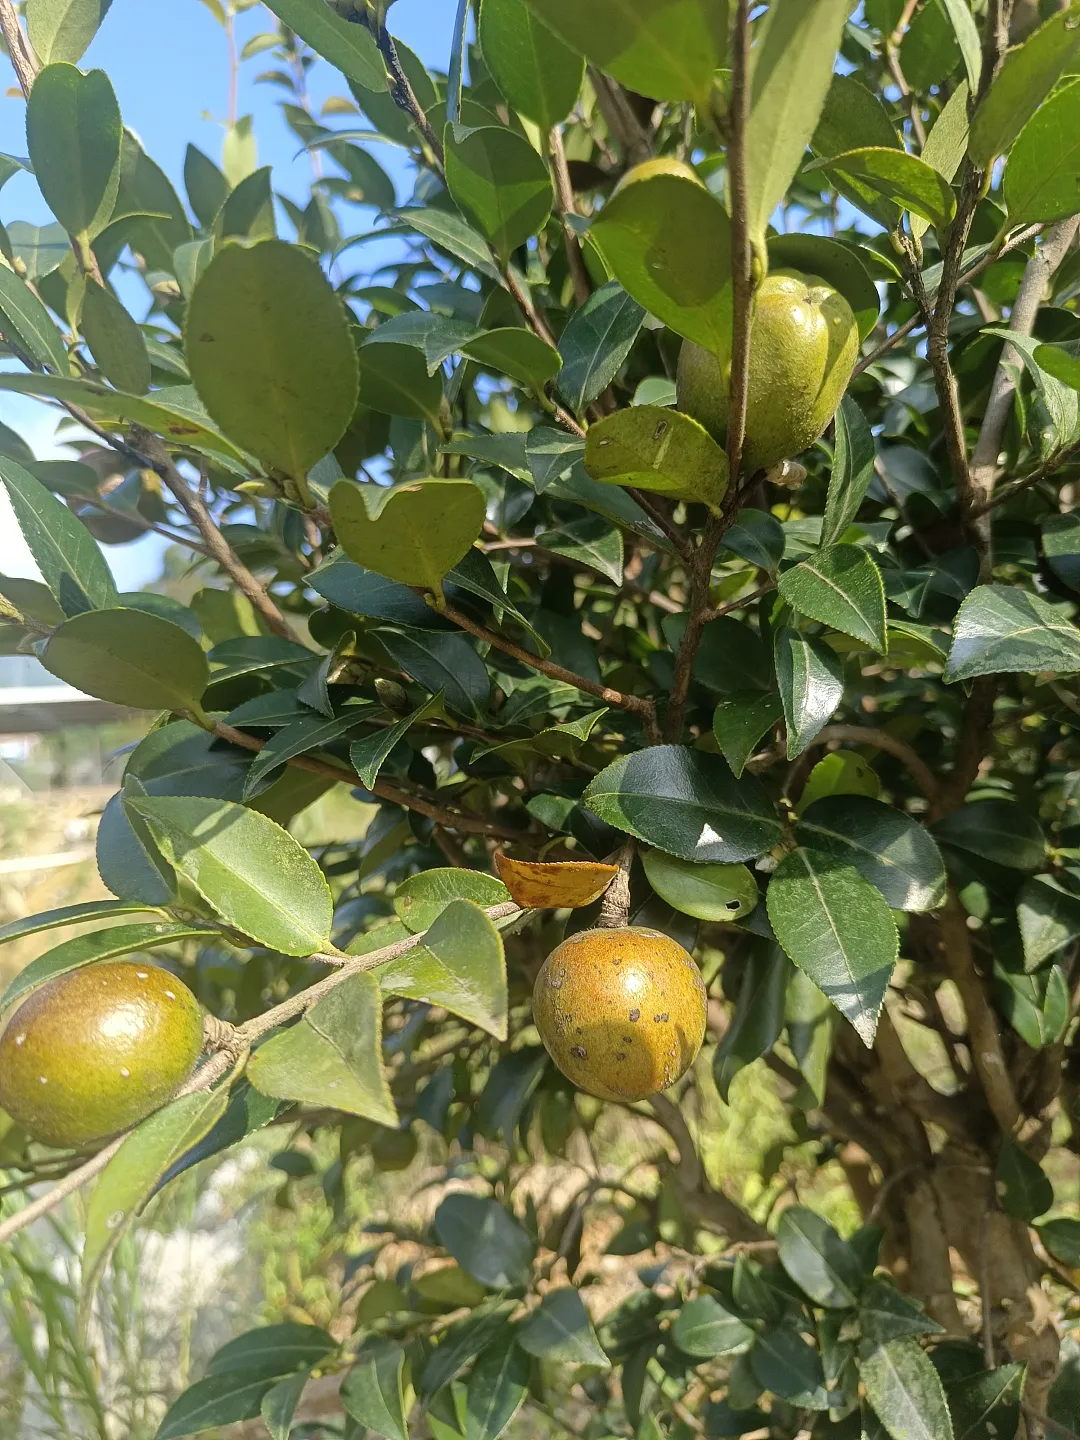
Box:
0 961 204 1149
532 926 707 1102
677 269 859 474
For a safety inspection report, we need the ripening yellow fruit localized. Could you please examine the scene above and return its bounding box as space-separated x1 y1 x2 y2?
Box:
0 961 204 1149
677 269 859 474
533 926 707 1102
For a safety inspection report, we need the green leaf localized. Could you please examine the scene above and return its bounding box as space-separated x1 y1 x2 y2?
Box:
776 1206 864 1309
7 219 70 280
933 798 1047 871
555 281 645 413
0 898 150 949
774 626 844 759
672 1295 753 1359
985 325 1078 449
0 455 117 616
155 1372 280 1438
537 515 624 586
712 692 783 777
912 81 971 242
80 279 150 393
1042 511 1080 593
128 795 333 956
945 584 1080 680
641 850 758 923
946 1363 1025 1440
330 478 485 592
797 751 881 814
1008 75 1080 223
358 339 444 422
41 608 210 711
213 164 275 242
117 128 193 273
241 708 370 799
392 868 509 933
969 1 1080 167
750 1326 830 1409
1017 874 1080 969
1034 339 1080 393
713 942 789 1100
859 1281 944 1345
26 0 113 64
0 263 68 373
813 73 903 162
248 971 397 1125
518 1288 610 1367
465 1335 529 1440
0 921 216 1014
26 62 121 240
995 959 1071 1049
1036 1218 1080 1267
767 847 899 1046
261 0 386 89
375 899 508 1040
590 166 732 353
778 544 887 652
81 1088 227 1326
186 239 358 480
796 796 947 913
520 0 727 103
822 398 876 549
206 1323 336 1380
391 205 500 282
939 0 981 92
348 692 439 790
479 0 584 129
768 234 880 342
444 124 552 263
746 0 852 245
807 148 957 231
364 310 482 374
462 327 562 390
583 745 783 864
340 1340 409 1440
260 1371 309 1440
310 554 435 628
435 1194 535 1289
995 1139 1053 1222
420 1304 516 1403
378 629 491 722
861 1337 954 1440
584 405 729 510
785 964 832 1104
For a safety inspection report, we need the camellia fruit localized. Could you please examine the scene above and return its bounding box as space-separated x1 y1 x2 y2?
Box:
0 961 204 1149
677 269 859 474
533 926 707 1102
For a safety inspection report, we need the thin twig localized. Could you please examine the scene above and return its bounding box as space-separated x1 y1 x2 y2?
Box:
971 438 1080 517
549 125 590 308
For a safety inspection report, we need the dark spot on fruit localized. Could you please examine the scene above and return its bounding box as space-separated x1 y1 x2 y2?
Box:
615 1052 627 1061
570 1045 587 1060
654 1014 661 1023
629 1008 640 1022
622 1036 633 1044
660 1012 669 1022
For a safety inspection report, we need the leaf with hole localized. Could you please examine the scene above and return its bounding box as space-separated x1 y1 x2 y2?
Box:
641 850 758 923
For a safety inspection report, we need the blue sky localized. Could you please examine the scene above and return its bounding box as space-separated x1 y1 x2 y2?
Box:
0 0 458 589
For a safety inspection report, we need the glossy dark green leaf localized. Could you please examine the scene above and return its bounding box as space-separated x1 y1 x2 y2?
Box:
375 899 508 1040
859 1281 944 1345
945 584 1080 680
349 692 439 790
750 1326 830 1409
993 957 1070 1050
129 794 333 955
641 849 757 922
465 1334 529 1440
946 1362 1024 1440
796 796 947 912
584 405 729 509
0 264 68 373
778 545 887 652
785 966 832 1104
309 553 436 628
1042 512 1080 593
41 608 209 711
969 2 1080 166
556 281 645 413
261 0 385 89
583 745 783 864
517 1288 609 1367
861 1337 954 1440
186 239 358 480
444 124 552 262
822 398 876 549
260 1370 309 1440
155 1371 279 1438
995 1139 1053 1222
207 1324 336 1380
1017 874 1080 969
776 1206 864 1309
671 1295 753 1359
767 847 899 1046
379 628 490 721
358 339 444 422
340 1340 409 1440
537 515 623 586
392 868 509 932
712 692 783 777
479 0 584 129
933 799 1046 871
242 708 369 798
746 0 852 243
713 942 789 1100
330 477 485 592
1037 1218 1080 1267
248 972 397 1125
775 626 844 759
0 455 117 616
722 509 786 572
26 62 122 240
590 166 732 353
435 1194 534 1289
80 279 150 393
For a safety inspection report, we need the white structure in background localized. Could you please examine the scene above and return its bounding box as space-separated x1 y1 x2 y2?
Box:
0 655 133 792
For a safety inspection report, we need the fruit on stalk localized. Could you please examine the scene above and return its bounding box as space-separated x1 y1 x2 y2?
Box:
533 926 707 1102
677 269 859 473
0 961 203 1149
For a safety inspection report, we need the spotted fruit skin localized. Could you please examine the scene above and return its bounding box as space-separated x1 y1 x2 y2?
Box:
533 926 707 1102
677 269 859 473
0 961 204 1149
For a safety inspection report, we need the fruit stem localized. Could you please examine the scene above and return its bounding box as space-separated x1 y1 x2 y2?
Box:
597 839 634 928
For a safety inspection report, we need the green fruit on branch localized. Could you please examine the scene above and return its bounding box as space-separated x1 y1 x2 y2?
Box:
677 269 859 474
0 961 204 1149
533 926 707 1102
